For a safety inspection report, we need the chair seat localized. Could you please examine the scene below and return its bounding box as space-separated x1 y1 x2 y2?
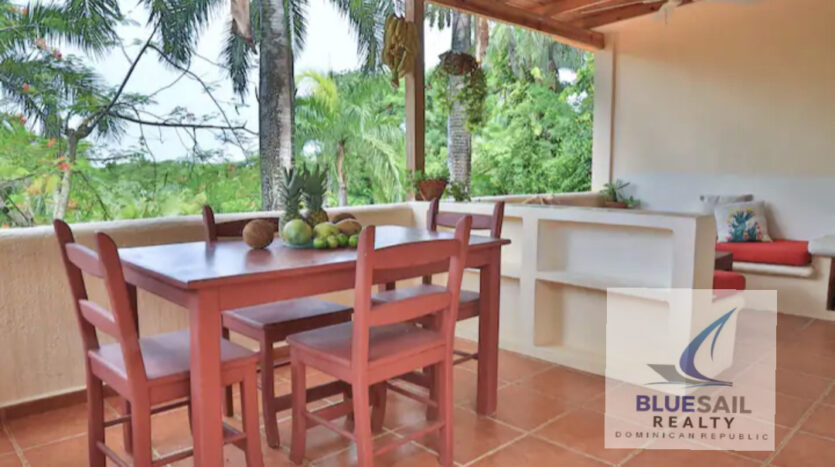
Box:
287 322 444 370
222 298 352 335
372 284 480 320
90 330 257 384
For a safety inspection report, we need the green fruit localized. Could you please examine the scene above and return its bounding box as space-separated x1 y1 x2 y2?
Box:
313 222 340 239
348 234 359 248
312 237 327 249
326 235 339 249
337 233 348 247
282 219 313 245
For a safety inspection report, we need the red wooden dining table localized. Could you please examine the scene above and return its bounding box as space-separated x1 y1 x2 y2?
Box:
117 225 509 466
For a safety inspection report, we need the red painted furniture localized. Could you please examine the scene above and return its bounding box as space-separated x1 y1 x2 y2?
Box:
716 239 811 266
713 270 747 290
372 199 504 394
288 218 472 466
114 225 507 467
202 205 353 447
53 221 263 466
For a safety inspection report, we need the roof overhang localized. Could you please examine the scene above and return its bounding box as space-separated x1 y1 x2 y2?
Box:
426 0 696 51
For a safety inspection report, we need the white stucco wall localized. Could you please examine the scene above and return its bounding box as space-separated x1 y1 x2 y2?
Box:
593 0 835 240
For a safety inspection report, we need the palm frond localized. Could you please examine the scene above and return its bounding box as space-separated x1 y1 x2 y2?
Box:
140 0 226 66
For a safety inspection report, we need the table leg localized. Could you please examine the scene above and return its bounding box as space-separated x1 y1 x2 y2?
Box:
477 249 501 415
189 290 224 467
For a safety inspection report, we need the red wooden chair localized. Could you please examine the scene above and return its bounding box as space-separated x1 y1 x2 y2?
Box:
287 217 472 466
203 205 353 447
372 198 504 367
54 220 263 466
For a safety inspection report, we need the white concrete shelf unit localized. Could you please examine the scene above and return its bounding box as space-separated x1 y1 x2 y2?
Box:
427 202 716 376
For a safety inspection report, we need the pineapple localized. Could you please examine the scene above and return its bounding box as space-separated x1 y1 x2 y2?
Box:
277 167 304 237
302 166 330 226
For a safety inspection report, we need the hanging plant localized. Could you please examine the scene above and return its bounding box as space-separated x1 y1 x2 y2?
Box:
431 51 487 131
382 15 418 88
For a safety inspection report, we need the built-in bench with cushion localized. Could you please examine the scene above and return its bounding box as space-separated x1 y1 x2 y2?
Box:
716 239 813 278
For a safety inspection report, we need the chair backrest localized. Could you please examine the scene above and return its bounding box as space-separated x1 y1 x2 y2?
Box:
427 198 504 238
54 220 148 387
351 218 472 367
202 205 280 242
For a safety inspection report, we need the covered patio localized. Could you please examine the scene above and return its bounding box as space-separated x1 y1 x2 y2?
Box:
1 0 834 466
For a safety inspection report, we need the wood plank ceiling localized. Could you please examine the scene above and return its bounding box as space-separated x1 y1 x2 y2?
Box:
427 0 695 50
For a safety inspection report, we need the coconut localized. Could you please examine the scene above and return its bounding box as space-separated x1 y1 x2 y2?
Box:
330 212 357 223
243 219 276 249
336 219 363 236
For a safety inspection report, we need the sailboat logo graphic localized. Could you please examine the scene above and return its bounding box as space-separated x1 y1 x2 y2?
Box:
647 309 736 388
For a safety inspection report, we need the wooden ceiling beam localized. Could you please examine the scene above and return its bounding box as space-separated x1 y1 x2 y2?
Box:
573 0 693 29
428 0 605 50
556 0 647 21
536 0 615 18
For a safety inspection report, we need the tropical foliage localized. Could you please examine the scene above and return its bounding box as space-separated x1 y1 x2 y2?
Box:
0 4 595 228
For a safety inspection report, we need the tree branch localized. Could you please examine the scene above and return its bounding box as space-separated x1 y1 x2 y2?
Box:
148 44 249 154
107 112 254 133
76 171 110 220
83 27 158 135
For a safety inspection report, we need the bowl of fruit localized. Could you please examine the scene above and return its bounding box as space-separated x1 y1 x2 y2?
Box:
310 216 362 250
276 166 363 250
281 213 362 250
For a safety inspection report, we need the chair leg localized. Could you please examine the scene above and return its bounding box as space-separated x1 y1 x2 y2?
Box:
120 399 133 455
370 383 387 433
87 374 106 467
222 327 235 417
130 399 153 466
260 339 280 448
425 365 438 420
437 358 454 466
352 380 374 467
241 369 264 467
343 386 354 427
289 357 307 465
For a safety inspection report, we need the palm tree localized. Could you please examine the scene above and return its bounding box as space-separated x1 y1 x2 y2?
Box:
447 11 472 189
295 71 402 206
486 23 585 89
222 0 394 210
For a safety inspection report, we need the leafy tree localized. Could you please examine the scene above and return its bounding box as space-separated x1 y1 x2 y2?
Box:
471 53 594 195
295 71 403 206
0 0 252 222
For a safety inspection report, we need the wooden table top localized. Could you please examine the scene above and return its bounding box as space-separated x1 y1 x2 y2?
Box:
119 225 509 290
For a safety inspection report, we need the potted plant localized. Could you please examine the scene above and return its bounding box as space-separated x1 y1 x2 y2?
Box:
600 179 640 209
431 51 487 131
409 166 449 201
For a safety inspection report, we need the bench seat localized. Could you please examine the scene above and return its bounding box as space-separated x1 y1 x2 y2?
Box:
716 239 811 267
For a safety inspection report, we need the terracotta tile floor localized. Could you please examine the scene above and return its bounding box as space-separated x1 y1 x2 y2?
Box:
1 320 834 466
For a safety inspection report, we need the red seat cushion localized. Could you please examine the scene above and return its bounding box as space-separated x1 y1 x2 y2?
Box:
713 271 746 291
715 239 811 266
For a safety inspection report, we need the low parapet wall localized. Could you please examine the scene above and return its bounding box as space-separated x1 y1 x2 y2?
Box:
0 203 416 408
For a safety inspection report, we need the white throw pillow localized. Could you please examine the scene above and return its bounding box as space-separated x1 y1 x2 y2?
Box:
699 194 754 215
714 201 772 243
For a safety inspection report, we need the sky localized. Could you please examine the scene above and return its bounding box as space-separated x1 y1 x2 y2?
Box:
88 0 452 162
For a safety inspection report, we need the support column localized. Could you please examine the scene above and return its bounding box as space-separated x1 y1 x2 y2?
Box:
405 0 425 180
591 41 615 190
